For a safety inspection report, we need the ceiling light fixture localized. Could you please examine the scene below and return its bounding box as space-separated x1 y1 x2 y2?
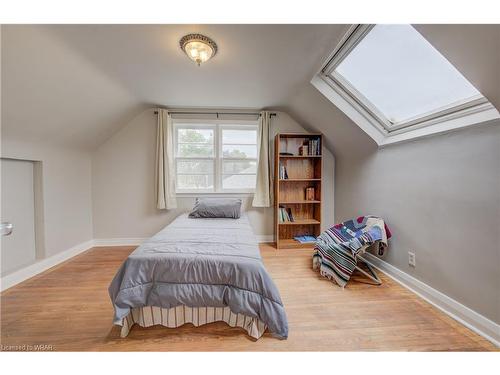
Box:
179 33 218 66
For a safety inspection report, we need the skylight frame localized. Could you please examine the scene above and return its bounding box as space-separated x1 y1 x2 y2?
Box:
319 24 493 136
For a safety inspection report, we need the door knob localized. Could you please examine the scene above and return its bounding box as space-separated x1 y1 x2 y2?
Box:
0 222 13 236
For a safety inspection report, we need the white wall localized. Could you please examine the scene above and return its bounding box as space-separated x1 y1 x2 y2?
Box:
335 121 500 324
92 109 334 239
1 159 37 275
1 138 93 258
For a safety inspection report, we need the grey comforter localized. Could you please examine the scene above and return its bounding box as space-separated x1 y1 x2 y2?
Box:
108 214 288 338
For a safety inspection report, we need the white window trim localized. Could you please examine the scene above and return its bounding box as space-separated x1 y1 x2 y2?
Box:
173 119 258 194
312 24 500 146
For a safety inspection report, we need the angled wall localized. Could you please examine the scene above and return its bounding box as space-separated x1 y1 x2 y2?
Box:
1 25 95 265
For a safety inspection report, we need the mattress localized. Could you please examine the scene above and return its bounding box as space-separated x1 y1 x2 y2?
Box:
108 213 288 339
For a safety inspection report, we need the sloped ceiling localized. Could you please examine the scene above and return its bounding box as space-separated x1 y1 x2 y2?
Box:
1 24 347 149
1 25 144 149
2 24 499 153
285 24 500 158
415 24 500 111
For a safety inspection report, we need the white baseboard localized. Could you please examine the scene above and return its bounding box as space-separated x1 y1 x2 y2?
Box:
362 253 500 347
0 239 94 292
256 234 274 243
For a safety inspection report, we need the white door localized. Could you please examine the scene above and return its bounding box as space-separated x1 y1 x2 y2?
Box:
1 158 37 276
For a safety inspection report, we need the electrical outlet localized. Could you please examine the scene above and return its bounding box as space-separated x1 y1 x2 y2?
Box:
408 252 416 267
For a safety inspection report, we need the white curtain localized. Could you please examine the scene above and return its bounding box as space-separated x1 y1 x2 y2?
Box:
156 109 177 210
252 111 273 207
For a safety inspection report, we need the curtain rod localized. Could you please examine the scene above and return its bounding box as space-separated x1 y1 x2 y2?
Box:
153 110 277 117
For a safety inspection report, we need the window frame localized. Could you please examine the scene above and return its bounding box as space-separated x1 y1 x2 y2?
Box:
173 119 258 195
314 24 499 146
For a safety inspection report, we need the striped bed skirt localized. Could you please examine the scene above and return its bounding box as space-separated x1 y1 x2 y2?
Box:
119 305 268 339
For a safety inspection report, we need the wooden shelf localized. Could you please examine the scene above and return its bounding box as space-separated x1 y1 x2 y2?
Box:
279 155 322 158
279 219 320 225
275 132 323 250
278 133 322 137
280 200 320 204
279 178 321 182
277 239 316 249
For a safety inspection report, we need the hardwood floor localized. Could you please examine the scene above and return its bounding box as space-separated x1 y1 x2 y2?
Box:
0 244 496 351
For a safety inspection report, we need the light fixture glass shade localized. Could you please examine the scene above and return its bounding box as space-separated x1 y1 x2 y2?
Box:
180 34 217 66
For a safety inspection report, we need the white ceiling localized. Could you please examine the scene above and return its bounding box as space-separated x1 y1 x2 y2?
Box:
1 24 347 149
2 24 499 152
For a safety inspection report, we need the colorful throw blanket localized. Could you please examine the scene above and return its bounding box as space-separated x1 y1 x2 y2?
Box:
313 216 392 287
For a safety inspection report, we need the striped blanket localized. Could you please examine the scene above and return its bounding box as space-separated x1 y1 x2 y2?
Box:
313 216 392 287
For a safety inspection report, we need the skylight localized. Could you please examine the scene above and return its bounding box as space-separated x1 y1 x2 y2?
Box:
313 24 499 145
333 25 482 128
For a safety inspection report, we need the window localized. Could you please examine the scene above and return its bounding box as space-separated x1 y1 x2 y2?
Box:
314 24 499 145
221 127 258 190
175 126 215 191
174 122 258 193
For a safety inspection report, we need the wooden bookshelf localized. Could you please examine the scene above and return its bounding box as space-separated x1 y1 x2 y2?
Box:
280 200 321 204
279 219 321 225
274 133 322 249
279 178 321 182
279 155 322 158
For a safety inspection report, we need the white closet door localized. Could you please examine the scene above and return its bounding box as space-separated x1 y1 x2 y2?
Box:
1 158 37 276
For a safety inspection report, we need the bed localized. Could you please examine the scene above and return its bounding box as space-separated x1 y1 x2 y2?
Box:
108 213 288 339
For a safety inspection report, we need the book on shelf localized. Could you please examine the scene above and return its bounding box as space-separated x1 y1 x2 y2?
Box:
278 206 294 223
305 187 315 201
299 138 321 156
298 145 308 156
294 235 317 244
279 163 288 179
